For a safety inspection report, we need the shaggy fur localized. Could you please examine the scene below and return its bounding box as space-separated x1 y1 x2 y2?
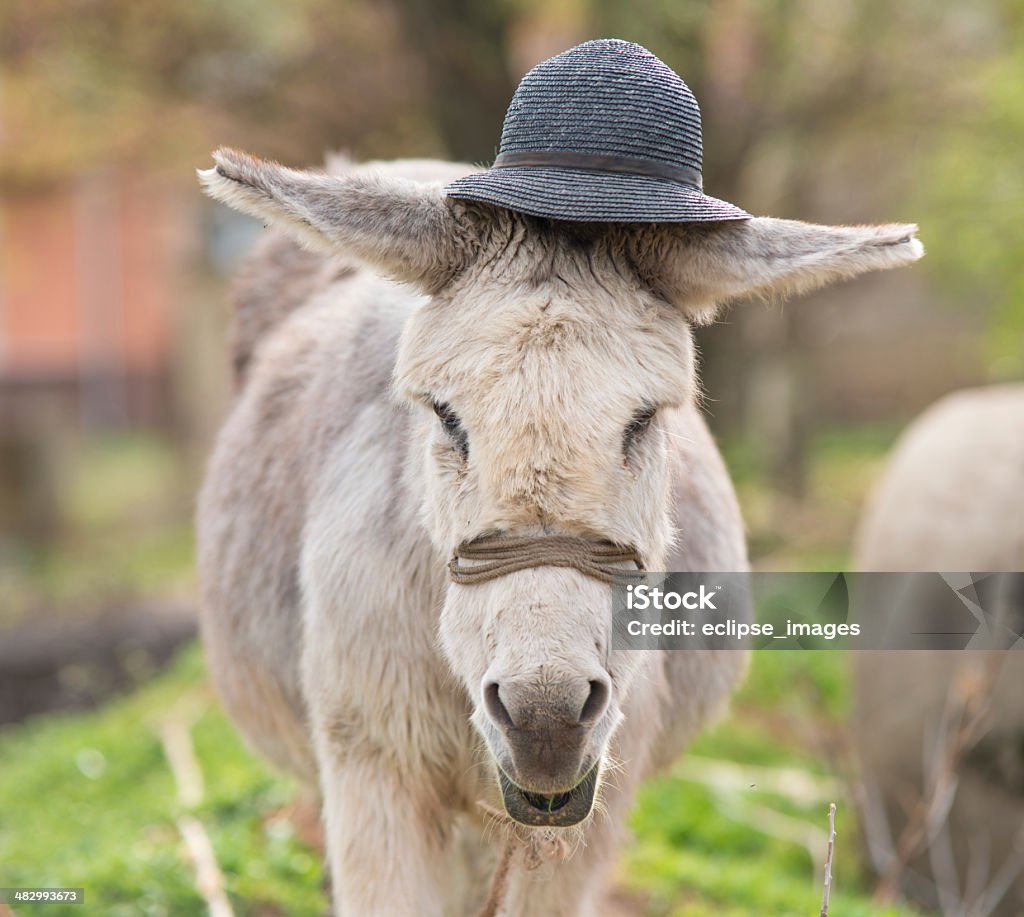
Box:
197 150 923 915
853 386 1024 917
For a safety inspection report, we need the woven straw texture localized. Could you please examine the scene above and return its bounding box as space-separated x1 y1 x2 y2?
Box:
446 39 750 223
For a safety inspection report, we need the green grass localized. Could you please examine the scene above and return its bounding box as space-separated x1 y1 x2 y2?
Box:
0 648 322 916
619 647 920 916
0 644 920 916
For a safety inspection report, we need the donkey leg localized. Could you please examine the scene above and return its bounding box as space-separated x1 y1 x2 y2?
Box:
316 750 451 916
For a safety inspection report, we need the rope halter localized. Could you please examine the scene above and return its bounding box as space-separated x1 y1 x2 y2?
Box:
449 534 644 586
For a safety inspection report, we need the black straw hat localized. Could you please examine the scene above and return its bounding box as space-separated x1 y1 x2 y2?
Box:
445 39 751 223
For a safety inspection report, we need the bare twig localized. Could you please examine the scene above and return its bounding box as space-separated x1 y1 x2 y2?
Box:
159 715 205 809
963 833 992 911
874 656 999 904
973 824 1024 917
852 777 895 876
175 814 235 917
820 803 836 917
158 710 234 917
927 819 961 916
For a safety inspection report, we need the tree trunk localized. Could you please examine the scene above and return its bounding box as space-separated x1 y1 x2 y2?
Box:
390 0 518 162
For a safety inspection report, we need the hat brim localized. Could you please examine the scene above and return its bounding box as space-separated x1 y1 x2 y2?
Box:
445 167 750 223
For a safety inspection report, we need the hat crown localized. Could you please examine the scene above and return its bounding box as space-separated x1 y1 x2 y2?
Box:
499 39 703 177
444 38 749 223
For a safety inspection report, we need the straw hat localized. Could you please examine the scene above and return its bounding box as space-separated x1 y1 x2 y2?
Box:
445 39 750 223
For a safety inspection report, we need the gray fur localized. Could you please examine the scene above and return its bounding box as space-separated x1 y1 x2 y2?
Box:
853 386 1024 917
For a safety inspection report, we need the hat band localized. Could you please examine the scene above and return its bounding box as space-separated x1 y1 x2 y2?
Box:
492 150 703 191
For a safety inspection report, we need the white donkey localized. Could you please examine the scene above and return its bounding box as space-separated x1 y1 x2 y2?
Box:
196 148 922 915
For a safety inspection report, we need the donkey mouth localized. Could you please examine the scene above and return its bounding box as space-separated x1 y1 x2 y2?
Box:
497 762 600 827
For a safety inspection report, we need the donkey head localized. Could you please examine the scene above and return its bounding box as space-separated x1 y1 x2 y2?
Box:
200 149 923 825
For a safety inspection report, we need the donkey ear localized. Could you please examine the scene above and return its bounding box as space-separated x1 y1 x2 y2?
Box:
198 148 466 291
631 217 924 324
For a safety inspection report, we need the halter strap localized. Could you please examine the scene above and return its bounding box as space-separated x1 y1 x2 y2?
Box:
449 534 644 586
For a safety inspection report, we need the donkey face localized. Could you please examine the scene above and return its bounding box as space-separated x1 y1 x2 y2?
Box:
199 149 923 825
393 229 694 819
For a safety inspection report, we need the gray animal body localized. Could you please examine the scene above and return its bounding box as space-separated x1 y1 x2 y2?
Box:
854 385 1024 917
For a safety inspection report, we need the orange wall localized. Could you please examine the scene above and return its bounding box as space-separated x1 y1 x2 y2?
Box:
2 190 81 373
0 174 180 378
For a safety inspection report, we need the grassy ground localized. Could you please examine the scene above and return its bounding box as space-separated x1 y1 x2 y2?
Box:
0 644 919 916
0 648 321 917
0 425 923 915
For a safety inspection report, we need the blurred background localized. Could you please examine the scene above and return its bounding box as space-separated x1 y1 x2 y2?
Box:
0 1 1021 914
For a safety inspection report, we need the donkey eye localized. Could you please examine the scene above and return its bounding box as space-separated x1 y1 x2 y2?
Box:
623 405 658 456
432 400 461 432
432 401 469 460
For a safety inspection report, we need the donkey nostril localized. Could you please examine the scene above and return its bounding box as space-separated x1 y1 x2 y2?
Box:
484 682 515 730
578 678 610 725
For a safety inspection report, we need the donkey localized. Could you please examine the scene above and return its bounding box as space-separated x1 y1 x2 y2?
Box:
196 149 923 915
853 386 1024 916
